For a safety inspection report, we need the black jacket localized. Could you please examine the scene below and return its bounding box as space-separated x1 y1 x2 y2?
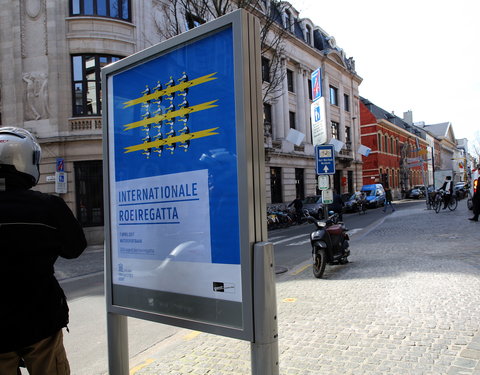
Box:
0 187 87 353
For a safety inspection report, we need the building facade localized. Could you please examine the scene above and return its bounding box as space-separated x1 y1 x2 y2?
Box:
0 0 362 244
360 98 429 198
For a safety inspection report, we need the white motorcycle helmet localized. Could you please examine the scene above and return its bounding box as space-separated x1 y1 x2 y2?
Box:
0 127 41 186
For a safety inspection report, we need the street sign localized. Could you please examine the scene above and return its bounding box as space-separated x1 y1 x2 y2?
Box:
317 175 329 190
322 189 333 204
315 144 335 175
311 68 322 102
311 97 327 146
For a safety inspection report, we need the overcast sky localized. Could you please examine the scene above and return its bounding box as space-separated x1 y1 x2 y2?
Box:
288 0 480 148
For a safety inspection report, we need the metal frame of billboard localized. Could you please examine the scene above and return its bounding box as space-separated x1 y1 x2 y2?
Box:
102 9 265 344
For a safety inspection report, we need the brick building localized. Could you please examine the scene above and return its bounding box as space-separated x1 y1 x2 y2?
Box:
360 98 429 198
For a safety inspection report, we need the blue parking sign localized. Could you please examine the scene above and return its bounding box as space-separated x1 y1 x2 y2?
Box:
315 144 335 175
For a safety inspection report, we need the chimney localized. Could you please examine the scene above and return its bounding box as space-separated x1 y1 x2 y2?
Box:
403 110 413 125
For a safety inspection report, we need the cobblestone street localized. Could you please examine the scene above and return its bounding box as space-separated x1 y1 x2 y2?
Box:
134 201 480 375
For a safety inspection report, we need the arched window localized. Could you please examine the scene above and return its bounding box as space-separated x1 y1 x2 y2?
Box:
305 25 312 45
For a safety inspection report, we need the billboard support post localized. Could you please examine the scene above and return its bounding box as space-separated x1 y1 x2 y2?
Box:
251 242 279 375
107 313 129 375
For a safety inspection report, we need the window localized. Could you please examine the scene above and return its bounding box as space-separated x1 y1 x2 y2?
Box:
305 25 312 45
186 13 205 30
295 168 304 199
70 0 131 21
344 94 350 112
287 69 294 92
329 86 338 106
75 160 104 227
284 10 292 30
345 126 351 144
331 121 339 139
270 167 282 203
262 56 270 83
377 134 382 151
307 79 312 100
384 135 388 153
71 54 120 116
289 111 296 129
263 103 272 136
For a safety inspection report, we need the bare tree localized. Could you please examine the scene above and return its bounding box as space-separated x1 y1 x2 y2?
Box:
153 0 292 103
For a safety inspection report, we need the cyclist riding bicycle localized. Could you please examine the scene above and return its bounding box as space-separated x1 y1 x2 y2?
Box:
440 176 453 210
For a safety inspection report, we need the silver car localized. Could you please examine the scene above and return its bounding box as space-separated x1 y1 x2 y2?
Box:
302 195 324 219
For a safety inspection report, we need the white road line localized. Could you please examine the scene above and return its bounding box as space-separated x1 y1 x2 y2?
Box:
286 239 311 246
272 234 309 245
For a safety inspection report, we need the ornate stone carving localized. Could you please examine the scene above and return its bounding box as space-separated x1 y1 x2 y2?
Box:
22 72 49 121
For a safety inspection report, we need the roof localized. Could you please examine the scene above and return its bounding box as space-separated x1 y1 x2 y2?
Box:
416 122 451 138
360 97 427 139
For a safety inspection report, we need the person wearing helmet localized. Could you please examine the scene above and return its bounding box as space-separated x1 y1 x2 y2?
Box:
0 127 87 374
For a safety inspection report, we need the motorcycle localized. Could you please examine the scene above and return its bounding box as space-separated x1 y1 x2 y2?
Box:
308 212 350 278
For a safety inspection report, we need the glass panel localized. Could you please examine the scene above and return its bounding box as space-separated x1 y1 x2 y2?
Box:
84 0 94 15
122 0 130 20
74 83 84 115
97 0 107 16
110 0 119 18
71 0 80 14
72 56 83 81
85 56 96 81
86 81 97 114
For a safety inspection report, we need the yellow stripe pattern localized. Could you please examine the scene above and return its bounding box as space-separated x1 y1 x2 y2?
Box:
122 73 218 108
125 127 219 153
122 100 218 131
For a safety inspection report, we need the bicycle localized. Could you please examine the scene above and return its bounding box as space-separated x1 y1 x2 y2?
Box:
434 190 457 213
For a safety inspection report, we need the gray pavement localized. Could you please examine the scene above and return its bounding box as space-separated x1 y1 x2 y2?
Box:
129 200 480 375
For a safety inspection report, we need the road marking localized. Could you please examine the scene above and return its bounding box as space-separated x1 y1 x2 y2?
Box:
184 331 201 341
347 228 362 236
290 264 310 275
283 298 297 303
130 359 155 374
272 234 308 245
286 239 310 246
268 235 286 241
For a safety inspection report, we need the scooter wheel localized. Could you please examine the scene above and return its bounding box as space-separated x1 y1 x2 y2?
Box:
313 249 327 278
339 257 349 265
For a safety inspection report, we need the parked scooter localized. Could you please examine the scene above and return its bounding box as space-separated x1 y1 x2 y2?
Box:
308 212 350 278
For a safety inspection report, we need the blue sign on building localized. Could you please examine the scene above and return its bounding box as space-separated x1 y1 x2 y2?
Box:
315 144 335 175
311 68 322 102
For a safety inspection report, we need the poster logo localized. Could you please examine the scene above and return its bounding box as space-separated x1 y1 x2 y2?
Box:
121 72 220 157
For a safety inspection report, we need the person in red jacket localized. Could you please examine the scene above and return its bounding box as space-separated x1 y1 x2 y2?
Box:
0 127 87 374
469 177 480 222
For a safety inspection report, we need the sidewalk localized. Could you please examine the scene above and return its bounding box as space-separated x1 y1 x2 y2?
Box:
130 201 480 375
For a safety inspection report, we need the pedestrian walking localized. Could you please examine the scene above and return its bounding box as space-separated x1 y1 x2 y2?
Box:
383 187 395 212
469 177 480 222
330 191 344 221
0 127 87 374
288 195 304 224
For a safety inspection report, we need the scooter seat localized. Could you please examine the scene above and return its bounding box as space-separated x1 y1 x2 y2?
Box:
326 224 343 235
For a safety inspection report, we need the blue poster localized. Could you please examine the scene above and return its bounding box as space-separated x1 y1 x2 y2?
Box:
108 27 242 302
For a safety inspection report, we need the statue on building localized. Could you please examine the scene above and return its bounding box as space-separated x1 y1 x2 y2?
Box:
22 72 49 121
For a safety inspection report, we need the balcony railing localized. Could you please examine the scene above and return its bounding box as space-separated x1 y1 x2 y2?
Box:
69 117 102 131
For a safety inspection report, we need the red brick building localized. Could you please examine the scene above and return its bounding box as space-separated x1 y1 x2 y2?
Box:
360 98 429 197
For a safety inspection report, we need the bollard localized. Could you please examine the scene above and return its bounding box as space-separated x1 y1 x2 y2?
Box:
251 242 279 375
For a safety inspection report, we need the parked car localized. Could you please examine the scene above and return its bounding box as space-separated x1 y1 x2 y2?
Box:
360 184 385 208
343 192 367 213
406 185 425 199
454 182 468 199
302 195 324 219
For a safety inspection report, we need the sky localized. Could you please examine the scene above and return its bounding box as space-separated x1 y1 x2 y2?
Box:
288 0 480 150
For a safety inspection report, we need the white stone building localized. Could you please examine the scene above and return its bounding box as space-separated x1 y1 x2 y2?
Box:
0 0 362 244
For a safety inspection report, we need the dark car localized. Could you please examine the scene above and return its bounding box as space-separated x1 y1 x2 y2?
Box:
302 195 324 219
343 192 366 212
